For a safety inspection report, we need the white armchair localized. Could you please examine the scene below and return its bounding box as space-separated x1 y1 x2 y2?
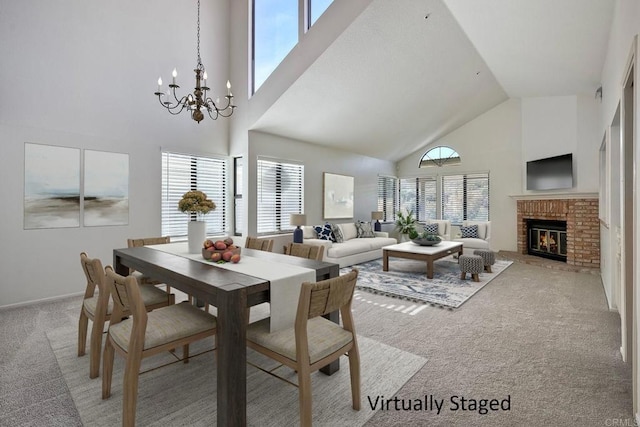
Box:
453 220 492 255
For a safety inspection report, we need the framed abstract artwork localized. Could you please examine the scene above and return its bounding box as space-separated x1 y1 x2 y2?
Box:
24 143 80 229
83 150 129 226
323 172 354 219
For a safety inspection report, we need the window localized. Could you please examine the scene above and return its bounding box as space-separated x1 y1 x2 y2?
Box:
257 157 304 235
419 146 461 168
441 173 489 225
161 152 227 239
252 0 298 93
309 0 334 27
252 0 334 94
234 157 243 235
377 175 397 222
399 177 437 221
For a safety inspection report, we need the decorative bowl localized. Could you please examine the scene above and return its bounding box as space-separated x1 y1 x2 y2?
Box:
411 237 441 246
202 246 241 260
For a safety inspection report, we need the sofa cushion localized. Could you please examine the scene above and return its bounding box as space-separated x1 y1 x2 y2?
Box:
326 239 373 258
460 225 479 238
423 223 439 234
314 224 335 241
330 223 344 243
302 226 317 239
339 223 359 241
355 221 375 238
463 221 490 240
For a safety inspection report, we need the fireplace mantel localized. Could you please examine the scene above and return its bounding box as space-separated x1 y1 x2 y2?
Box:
510 192 598 201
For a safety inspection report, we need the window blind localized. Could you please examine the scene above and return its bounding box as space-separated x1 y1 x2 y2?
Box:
399 177 437 221
377 175 397 222
441 173 489 225
256 158 304 235
161 152 227 239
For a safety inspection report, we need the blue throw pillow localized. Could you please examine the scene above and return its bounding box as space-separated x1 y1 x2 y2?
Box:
313 223 335 242
460 224 479 239
424 223 439 235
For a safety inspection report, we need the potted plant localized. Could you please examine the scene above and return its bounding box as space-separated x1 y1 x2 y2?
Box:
178 190 216 253
395 209 417 242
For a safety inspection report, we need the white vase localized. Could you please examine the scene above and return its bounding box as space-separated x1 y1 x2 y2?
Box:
188 221 206 254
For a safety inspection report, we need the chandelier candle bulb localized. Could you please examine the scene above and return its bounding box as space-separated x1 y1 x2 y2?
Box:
227 80 231 95
157 77 162 93
172 68 177 85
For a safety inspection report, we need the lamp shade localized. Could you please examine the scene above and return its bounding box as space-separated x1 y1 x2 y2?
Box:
371 211 384 221
290 213 307 227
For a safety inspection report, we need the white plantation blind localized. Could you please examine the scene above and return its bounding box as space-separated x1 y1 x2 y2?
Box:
399 177 437 221
377 175 397 222
441 173 489 225
257 157 304 235
161 152 227 239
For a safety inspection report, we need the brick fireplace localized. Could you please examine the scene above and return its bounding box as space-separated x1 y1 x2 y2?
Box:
516 198 600 268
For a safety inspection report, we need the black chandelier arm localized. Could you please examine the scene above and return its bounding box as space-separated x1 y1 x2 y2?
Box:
155 93 191 115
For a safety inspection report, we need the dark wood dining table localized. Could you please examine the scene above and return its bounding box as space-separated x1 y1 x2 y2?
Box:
113 246 340 427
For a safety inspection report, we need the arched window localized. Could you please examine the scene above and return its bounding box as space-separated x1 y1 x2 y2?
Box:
419 146 461 168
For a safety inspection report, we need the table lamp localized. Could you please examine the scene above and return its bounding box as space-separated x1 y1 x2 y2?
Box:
371 211 383 232
290 213 307 243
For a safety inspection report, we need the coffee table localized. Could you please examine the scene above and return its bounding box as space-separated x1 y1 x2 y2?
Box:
382 241 463 279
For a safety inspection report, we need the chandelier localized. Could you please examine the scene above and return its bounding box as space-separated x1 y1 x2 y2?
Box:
154 0 235 123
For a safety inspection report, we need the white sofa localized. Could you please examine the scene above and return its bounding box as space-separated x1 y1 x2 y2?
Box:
452 220 492 255
302 222 397 267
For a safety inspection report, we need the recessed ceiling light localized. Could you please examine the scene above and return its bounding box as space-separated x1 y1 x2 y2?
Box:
425 13 431 20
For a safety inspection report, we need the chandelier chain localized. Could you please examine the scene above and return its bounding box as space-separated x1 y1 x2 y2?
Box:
196 0 202 68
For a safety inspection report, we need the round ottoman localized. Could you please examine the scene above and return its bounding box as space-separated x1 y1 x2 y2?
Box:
473 249 496 273
459 254 483 282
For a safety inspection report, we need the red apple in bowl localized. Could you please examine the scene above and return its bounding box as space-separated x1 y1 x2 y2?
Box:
203 239 214 249
222 251 234 262
211 252 222 262
230 254 241 263
214 240 227 250
224 237 234 246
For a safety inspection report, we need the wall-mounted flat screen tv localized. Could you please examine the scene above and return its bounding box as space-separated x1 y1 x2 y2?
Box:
526 153 573 191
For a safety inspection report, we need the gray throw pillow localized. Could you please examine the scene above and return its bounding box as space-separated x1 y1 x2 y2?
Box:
355 221 376 238
330 223 344 243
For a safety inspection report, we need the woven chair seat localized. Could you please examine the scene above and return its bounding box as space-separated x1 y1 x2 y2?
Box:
83 294 113 317
109 302 217 351
247 317 352 364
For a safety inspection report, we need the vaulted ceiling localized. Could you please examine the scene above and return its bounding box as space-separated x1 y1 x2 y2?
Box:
248 0 614 162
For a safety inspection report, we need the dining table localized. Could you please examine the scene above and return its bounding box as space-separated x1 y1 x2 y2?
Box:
113 243 340 427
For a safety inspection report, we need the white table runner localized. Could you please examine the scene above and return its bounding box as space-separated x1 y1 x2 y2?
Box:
147 242 316 332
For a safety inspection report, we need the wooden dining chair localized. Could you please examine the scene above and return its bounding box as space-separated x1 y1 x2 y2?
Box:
127 237 173 292
78 252 175 379
283 242 325 261
245 236 275 252
102 266 217 427
246 269 360 427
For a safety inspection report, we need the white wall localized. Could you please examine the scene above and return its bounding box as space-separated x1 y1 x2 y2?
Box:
0 0 232 307
598 0 640 416
245 131 396 237
521 95 600 194
397 98 522 252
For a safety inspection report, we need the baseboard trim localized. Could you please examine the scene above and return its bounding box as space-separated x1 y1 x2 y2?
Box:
0 291 84 311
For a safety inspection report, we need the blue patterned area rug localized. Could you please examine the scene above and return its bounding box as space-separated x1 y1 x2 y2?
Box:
341 257 513 309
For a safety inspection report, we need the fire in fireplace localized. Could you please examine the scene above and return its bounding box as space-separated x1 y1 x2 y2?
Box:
526 219 567 262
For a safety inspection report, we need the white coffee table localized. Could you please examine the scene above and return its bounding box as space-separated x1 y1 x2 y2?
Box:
382 241 463 279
